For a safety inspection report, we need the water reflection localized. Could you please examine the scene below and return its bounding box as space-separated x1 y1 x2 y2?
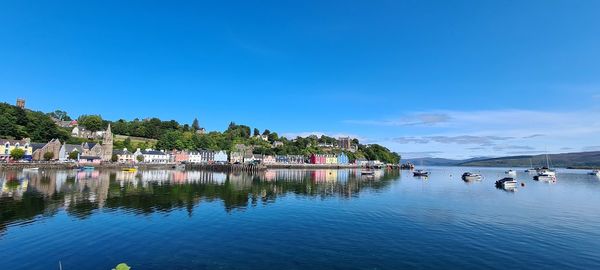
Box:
1 168 398 232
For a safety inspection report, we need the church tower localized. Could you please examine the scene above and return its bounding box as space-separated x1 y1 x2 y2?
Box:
102 124 113 161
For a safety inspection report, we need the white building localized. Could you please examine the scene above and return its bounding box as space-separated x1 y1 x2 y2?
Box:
189 150 215 164
134 149 170 163
214 150 228 164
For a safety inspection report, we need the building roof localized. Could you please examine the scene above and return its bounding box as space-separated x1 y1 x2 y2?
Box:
0 138 31 145
30 143 46 151
65 144 82 153
80 155 101 160
113 149 132 155
141 150 167 155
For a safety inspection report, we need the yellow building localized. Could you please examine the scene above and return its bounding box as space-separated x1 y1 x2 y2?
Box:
0 138 33 161
325 155 338 164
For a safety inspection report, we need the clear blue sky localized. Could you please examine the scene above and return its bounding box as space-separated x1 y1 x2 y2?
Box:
1 0 599 158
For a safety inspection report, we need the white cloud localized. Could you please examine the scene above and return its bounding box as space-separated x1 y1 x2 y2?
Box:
354 109 600 159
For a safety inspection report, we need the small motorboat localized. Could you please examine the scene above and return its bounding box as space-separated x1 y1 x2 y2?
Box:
505 170 517 176
461 172 482 181
589 170 600 176
534 172 557 182
413 170 429 177
122 167 137 173
495 177 517 189
361 170 375 176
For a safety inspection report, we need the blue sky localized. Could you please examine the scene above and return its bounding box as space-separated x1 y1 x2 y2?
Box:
1 0 599 158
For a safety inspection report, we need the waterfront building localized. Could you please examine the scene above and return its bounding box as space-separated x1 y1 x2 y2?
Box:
325 155 338 164
230 151 244 164
276 155 288 164
337 153 349 165
214 150 228 164
288 155 305 164
263 155 276 164
32 139 62 160
134 149 170 163
244 154 263 164
189 150 214 164
310 154 326 164
171 150 189 163
113 148 135 163
0 138 33 161
59 143 82 161
355 158 369 167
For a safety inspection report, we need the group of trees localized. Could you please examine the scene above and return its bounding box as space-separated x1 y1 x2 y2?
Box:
0 103 70 142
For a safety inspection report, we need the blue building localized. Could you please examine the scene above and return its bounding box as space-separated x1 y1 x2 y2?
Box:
337 153 349 164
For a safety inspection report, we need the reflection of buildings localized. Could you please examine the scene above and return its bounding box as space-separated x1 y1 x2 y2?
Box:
1 168 398 226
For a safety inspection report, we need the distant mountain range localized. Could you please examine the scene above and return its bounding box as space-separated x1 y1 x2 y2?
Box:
405 151 600 169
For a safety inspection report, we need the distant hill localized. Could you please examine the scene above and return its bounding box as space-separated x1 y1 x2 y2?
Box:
459 151 600 169
405 157 490 166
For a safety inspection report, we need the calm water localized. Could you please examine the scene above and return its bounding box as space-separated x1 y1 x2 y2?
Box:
1 167 600 269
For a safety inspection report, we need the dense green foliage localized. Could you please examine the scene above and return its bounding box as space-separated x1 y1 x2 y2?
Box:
0 102 69 142
10 148 25 160
43 151 54 161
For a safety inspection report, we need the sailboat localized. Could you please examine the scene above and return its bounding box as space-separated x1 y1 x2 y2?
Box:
524 159 537 173
534 152 556 181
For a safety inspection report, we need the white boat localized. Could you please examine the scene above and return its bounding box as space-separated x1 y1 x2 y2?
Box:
461 172 482 181
588 170 600 177
413 169 429 177
505 170 517 176
525 159 537 173
535 153 556 181
495 177 517 189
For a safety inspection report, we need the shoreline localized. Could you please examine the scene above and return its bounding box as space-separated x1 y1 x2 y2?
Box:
0 162 363 171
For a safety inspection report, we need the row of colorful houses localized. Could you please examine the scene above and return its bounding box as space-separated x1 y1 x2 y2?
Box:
309 153 350 165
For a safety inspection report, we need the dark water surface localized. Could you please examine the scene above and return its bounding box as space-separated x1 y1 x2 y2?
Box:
1 167 600 269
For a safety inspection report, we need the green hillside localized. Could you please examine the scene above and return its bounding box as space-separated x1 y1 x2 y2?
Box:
460 151 600 169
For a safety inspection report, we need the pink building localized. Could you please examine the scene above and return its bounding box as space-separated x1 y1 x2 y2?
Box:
171 150 189 163
310 154 326 164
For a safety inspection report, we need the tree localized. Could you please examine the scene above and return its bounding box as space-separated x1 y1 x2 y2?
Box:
78 115 104 132
136 155 144 162
48 110 71 121
68 151 79 160
262 129 271 136
192 118 200 131
111 154 119 162
10 148 25 161
253 128 260 136
43 151 54 161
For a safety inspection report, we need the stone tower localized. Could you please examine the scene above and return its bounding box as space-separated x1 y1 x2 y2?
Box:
102 124 113 161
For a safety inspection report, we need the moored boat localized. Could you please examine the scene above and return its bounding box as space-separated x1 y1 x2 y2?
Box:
122 167 137 172
413 170 429 177
589 170 600 176
361 170 375 176
505 170 517 176
495 177 517 189
461 172 482 181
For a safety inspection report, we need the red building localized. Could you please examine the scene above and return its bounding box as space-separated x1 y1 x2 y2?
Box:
310 154 326 164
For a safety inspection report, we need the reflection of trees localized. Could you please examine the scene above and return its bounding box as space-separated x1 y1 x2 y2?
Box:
1 169 399 230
